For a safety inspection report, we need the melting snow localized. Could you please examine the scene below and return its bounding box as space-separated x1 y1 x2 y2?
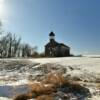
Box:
0 56 100 100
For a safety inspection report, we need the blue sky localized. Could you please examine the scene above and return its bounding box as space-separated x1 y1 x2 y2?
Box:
0 0 100 54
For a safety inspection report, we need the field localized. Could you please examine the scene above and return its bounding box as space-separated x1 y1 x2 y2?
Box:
0 56 100 100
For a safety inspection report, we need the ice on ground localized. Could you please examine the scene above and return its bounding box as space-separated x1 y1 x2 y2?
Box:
30 57 100 73
0 56 100 100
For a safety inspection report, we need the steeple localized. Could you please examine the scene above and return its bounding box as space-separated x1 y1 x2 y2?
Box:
49 31 55 41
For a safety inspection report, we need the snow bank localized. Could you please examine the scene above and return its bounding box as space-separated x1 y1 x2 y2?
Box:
0 57 100 100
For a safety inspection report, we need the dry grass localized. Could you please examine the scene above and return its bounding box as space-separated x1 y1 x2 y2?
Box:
13 73 90 100
13 92 35 100
96 83 100 89
42 73 66 86
36 95 54 100
29 82 56 95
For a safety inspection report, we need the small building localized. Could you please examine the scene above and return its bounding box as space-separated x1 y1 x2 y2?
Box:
45 32 70 57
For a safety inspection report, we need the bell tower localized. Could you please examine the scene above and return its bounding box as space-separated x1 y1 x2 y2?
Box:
49 32 55 42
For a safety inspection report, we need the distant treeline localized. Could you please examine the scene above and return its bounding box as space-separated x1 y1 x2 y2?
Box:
0 22 45 58
0 32 39 58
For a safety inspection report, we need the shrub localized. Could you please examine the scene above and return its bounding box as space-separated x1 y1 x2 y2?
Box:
42 73 65 87
13 73 91 100
36 95 54 100
13 92 36 100
29 82 56 96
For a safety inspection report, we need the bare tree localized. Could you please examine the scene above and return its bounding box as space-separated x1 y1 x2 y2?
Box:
12 34 21 57
0 21 4 35
0 33 21 58
21 43 33 57
0 31 38 58
0 21 2 35
0 35 9 57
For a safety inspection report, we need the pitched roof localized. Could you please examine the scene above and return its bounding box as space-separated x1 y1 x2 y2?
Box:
45 41 70 49
45 41 59 47
49 32 55 36
59 43 70 48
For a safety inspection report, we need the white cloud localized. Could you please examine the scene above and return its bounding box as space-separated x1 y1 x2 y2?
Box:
1 19 9 24
83 51 89 54
0 0 5 3
0 0 6 17
0 0 9 25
